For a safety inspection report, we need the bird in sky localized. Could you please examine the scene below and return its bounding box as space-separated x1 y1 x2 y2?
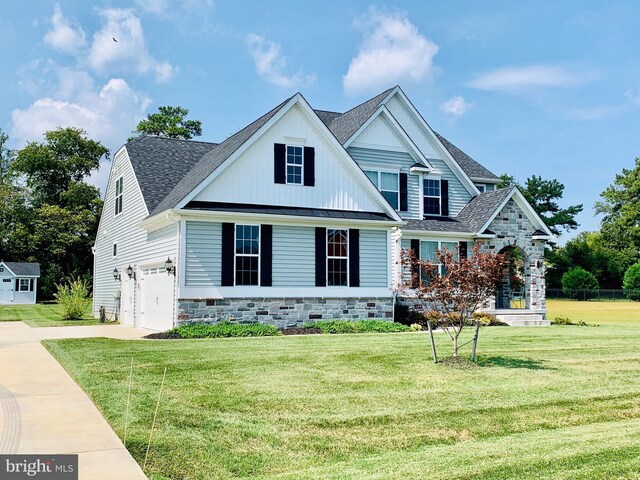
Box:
112 37 118 42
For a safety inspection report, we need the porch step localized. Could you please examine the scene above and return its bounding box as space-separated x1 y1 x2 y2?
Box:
496 313 550 327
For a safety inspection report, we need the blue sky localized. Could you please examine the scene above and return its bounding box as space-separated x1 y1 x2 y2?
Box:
2 1 639 240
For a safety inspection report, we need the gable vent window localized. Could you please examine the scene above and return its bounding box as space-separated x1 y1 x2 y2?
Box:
112 243 118 258
286 146 303 184
235 225 260 286
364 170 399 209
423 178 441 216
114 177 123 216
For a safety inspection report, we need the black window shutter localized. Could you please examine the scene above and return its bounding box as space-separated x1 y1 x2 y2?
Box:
260 225 272 287
29 279 34 291
315 227 326 287
399 173 408 211
274 143 286 184
221 223 235 286
349 229 360 287
459 241 468 260
410 239 420 288
441 179 449 217
303 146 315 186
14 279 18 291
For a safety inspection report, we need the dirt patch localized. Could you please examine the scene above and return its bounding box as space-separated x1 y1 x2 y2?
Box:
144 331 181 339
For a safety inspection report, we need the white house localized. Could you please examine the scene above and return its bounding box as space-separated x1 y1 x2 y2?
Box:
93 86 552 330
0 261 40 305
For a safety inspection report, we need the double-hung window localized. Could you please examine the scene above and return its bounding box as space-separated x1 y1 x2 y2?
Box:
327 229 348 286
364 170 399 209
423 178 441 216
286 146 303 184
19 279 30 292
235 225 260 285
421 240 458 278
114 177 123 215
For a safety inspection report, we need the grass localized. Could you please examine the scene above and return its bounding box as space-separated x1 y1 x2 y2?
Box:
546 298 640 326
45 315 640 479
0 303 103 327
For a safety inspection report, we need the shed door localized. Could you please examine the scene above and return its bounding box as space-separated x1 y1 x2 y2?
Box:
140 266 174 331
0 278 13 303
120 275 135 326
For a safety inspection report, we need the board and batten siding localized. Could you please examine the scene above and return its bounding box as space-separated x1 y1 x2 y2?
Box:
348 147 420 220
93 148 178 316
184 221 221 286
359 230 388 287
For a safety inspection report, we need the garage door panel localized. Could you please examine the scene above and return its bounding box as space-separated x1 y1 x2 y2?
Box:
141 268 174 331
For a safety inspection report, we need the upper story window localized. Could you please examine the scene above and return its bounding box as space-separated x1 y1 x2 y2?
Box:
475 184 486 193
423 178 441 216
364 170 399 209
327 229 348 286
235 225 260 285
286 146 303 184
114 177 123 216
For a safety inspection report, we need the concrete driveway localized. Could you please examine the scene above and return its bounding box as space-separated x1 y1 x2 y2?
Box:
0 322 149 479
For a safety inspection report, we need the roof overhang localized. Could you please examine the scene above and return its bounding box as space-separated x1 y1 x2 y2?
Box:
471 177 501 184
409 165 431 174
401 230 477 238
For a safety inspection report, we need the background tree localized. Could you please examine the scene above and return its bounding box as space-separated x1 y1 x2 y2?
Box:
498 174 583 236
561 266 599 300
132 106 202 140
623 263 640 301
0 129 15 182
399 245 508 363
7 127 108 298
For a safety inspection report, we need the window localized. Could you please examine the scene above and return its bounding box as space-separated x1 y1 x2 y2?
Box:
485 184 496 192
475 184 486 193
286 146 303 184
327 229 348 286
235 225 260 285
19 279 30 292
114 177 123 215
112 243 118 258
364 170 399 209
423 178 441 216
421 240 458 277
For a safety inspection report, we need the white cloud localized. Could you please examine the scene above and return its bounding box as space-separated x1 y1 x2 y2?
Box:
134 0 170 14
89 8 175 83
43 4 87 54
246 34 314 88
343 8 439 96
468 65 582 92
441 95 471 119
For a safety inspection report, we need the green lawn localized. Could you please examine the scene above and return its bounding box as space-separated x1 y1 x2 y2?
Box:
0 303 103 327
547 298 640 325
45 320 640 479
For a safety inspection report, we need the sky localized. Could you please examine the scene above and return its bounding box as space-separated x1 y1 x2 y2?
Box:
2 0 640 242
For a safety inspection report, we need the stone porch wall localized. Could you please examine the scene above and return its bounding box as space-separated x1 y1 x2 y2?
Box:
177 297 394 328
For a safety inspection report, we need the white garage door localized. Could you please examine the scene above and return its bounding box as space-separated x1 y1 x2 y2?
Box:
140 266 175 331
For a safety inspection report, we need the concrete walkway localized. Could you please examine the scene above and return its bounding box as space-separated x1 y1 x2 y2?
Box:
0 322 149 479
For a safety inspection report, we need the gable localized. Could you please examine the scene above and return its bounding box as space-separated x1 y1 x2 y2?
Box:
191 102 397 217
487 198 542 239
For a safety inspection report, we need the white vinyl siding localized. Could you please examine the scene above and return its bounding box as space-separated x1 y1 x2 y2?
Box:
360 230 388 287
184 221 222 286
272 225 315 287
424 158 472 216
348 147 420 220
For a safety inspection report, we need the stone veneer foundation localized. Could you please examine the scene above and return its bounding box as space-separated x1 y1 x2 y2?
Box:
177 297 394 328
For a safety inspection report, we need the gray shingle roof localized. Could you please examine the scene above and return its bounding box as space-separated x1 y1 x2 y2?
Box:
455 187 515 233
149 96 293 216
126 136 218 214
404 217 474 233
4 262 40 276
434 133 499 181
316 88 393 143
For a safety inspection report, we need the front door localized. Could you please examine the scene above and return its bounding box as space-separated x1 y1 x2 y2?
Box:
0 278 14 303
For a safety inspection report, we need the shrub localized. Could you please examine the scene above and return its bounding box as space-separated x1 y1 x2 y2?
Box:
552 316 590 327
54 278 91 319
623 263 640 301
169 322 281 338
410 323 423 332
393 303 426 326
303 320 410 334
561 267 599 300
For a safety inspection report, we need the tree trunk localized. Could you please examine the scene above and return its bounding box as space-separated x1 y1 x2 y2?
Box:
471 320 481 362
427 320 438 364
453 333 459 358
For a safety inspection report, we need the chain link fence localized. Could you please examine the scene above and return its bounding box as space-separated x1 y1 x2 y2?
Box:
546 289 640 302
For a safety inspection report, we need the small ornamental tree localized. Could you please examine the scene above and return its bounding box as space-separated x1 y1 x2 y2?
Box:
561 266 599 300
623 263 640 301
399 244 508 363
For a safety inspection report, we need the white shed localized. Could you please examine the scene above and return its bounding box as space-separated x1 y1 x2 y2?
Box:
0 261 40 305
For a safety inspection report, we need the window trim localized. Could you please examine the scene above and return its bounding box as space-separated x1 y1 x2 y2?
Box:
285 145 304 185
363 168 400 210
326 228 349 287
420 239 459 276
18 278 30 292
423 177 442 217
234 223 261 286
114 176 124 216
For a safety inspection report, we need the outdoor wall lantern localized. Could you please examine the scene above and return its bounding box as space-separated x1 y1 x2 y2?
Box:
165 257 176 276
126 265 136 280
113 268 120 281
